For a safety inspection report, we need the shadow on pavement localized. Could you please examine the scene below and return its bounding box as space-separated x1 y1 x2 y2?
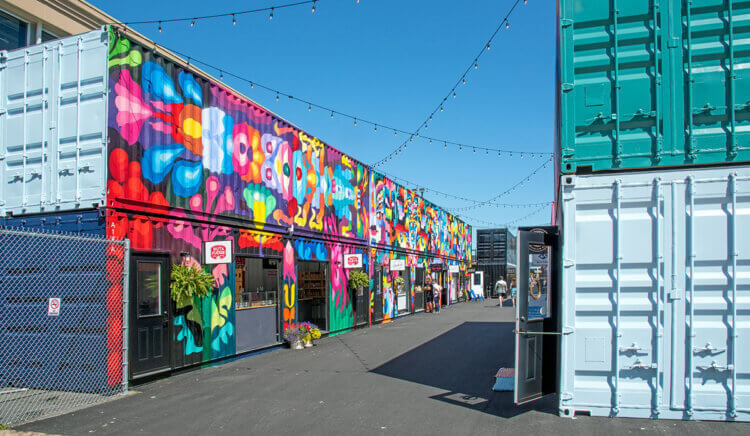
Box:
370 320 557 419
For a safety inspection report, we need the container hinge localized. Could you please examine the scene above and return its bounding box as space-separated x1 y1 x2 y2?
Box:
560 392 574 401
696 361 733 372
667 37 679 49
668 290 682 301
563 258 575 268
560 18 573 28
562 326 575 335
0 108 5 116
561 82 574 92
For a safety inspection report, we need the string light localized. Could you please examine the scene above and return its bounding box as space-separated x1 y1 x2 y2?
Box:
354 118 357 126
270 7 274 20
232 14 236 25
373 0 526 167
308 104 312 112
158 21 162 32
330 111 334 119
276 92 279 102
120 0 322 26
190 19 195 27
312 1 316 13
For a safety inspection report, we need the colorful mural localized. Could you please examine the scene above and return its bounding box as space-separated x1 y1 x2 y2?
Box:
104 29 471 369
369 172 471 261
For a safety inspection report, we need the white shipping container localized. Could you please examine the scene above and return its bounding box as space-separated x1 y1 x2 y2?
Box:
0 30 109 216
559 165 750 421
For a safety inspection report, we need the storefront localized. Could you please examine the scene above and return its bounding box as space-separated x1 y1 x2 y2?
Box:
392 258 411 316
234 256 281 353
413 266 426 312
297 260 328 331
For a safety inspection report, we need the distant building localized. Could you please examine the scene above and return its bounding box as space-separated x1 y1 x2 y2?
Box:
475 228 516 298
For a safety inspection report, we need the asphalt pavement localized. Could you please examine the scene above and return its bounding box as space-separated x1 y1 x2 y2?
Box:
18 302 750 435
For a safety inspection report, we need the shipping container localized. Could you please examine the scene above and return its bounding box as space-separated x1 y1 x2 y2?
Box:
0 30 109 215
558 165 749 421
476 228 516 296
557 0 750 174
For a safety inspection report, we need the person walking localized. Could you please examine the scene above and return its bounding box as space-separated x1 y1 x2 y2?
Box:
424 276 434 313
509 280 517 308
495 277 508 307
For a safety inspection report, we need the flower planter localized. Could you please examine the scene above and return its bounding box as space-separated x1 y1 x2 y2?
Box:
303 339 313 348
290 340 304 350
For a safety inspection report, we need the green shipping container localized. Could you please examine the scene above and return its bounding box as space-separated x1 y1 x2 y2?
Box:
557 0 750 174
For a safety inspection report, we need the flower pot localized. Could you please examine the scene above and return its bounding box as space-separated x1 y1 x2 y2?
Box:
303 339 313 348
291 340 304 350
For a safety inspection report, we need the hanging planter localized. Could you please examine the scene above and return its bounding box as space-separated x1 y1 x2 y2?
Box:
170 263 214 305
348 269 369 293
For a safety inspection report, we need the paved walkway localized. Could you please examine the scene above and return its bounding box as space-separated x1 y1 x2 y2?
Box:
18 303 750 435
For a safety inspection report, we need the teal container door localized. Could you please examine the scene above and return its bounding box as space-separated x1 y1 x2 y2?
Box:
558 0 750 174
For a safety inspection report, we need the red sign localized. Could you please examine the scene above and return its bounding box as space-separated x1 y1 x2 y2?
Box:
344 254 362 269
210 245 226 260
204 241 233 264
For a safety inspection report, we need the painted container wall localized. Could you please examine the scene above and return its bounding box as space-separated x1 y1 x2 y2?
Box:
2 209 105 236
0 30 109 216
557 0 750 174
369 171 471 261
559 165 750 421
106 28 369 241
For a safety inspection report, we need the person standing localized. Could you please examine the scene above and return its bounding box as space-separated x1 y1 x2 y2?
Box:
424 276 434 313
433 278 442 314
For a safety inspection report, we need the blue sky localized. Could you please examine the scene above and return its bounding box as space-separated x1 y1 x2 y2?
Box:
91 0 556 234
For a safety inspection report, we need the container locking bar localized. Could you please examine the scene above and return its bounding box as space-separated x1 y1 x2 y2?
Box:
515 327 574 336
696 361 734 372
619 343 645 353
626 359 657 370
692 343 726 355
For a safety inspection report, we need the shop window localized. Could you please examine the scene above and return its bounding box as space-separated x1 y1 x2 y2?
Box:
235 257 279 309
0 10 28 50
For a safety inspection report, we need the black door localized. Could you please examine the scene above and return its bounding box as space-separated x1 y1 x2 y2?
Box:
354 272 368 326
372 266 383 323
130 255 170 378
514 227 560 405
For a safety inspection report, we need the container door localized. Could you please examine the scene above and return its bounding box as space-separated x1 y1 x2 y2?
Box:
354 269 368 326
373 266 383 323
514 230 549 404
130 255 171 379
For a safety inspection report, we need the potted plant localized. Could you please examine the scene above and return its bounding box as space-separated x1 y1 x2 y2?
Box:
348 269 369 294
299 322 322 347
283 327 304 350
394 276 405 293
170 263 214 305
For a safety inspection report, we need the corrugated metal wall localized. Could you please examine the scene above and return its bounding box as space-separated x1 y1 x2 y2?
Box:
0 30 109 215
559 165 749 421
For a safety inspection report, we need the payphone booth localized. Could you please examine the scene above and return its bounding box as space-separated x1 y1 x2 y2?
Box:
514 226 561 405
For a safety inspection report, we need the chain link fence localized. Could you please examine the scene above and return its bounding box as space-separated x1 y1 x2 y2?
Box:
0 228 129 427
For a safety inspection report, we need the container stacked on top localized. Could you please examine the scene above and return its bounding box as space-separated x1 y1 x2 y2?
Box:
555 0 749 421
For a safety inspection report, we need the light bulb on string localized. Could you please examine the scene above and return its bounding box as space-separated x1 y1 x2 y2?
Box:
330 111 334 119
308 104 311 112
276 92 279 102
220 71 223 80
233 14 236 25
506 21 510 29
444 142 447 149
354 118 357 126
158 21 162 32
312 1 316 13
374 125 378 132
190 19 195 27
462 77 466 85
487 43 491 50
270 8 274 20
453 91 456 98
250 82 254 89
474 61 478 69
440 106 444 112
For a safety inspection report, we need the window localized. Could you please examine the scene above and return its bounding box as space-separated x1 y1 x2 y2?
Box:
0 10 28 50
235 257 279 308
41 30 57 43
136 261 161 317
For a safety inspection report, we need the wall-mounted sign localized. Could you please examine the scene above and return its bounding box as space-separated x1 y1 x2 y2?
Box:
531 252 549 267
47 297 60 316
448 265 459 273
204 240 233 264
344 254 363 269
390 259 406 271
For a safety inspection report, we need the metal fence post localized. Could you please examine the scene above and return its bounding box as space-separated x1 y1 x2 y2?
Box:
121 238 130 393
